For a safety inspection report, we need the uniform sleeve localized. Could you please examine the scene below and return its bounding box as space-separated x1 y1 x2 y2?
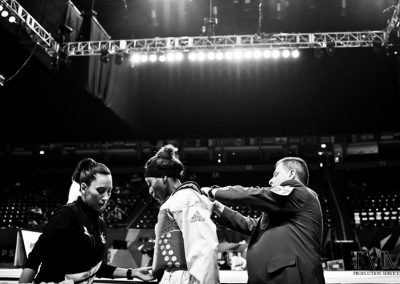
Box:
172 191 219 284
24 207 76 271
96 262 117 278
218 206 258 236
214 185 300 214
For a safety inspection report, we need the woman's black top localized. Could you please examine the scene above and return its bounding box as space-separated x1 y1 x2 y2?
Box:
24 197 116 283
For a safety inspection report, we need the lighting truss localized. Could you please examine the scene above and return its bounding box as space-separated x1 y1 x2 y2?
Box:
62 31 386 56
385 0 400 44
1 0 59 56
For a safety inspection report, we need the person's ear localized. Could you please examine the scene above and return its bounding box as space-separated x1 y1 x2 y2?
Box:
162 176 167 184
289 169 296 180
80 182 87 194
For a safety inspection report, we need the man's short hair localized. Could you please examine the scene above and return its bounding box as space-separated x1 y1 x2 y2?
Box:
276 157 309 186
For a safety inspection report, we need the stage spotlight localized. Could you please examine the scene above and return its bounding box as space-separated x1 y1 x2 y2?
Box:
129 53 140 64
253 50 262 59
207 51 216 61
188 52 197 61
0 5 3 12
114 53 124 65
100 48 110 63
216 51 224 60
224 50 233 60
158 54 166 62
175 52 184 61
140 54 149 63
233 50 243 60
166 52 175 62
8 15 16 23
291 49 300 58
272 49 280 58
149 54 157 62
1 10 9 17
197 51 206 61
282 49 290 58
244 50 253 59
326 40 335 56
263 50 271 58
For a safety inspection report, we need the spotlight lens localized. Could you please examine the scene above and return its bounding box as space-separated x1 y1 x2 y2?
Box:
140 54 148 62
207 52 216 61
244 50 253 59
0 5 3 12
263 50 271 58
159 55 166 62
291 50 300 58
224 51 233 60
216 51 224 60
253 50 262 59
272 49 280 58
188 52 197 61
9 16 16 23
149 54 157 62
233 50 243 60
175 52 184 61
1 10 9 17
129 53 140 64
197 52 205 61
282 50 290 58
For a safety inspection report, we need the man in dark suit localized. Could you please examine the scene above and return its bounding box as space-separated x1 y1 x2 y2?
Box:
203 157 326 284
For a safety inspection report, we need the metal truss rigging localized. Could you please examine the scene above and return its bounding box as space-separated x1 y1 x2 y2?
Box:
385 0 400 44
1 0 59 56
62 31 386 56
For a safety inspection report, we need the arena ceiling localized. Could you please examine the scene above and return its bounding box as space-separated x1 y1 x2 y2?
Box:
0 0 399 144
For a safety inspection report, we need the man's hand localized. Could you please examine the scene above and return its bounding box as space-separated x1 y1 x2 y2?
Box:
212 200 225 216
132 267 154 282
201 187 212 197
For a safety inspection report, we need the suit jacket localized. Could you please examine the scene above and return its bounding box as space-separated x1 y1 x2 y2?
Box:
215 180 326 284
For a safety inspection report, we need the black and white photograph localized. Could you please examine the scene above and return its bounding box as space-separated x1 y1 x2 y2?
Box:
1 0 400 283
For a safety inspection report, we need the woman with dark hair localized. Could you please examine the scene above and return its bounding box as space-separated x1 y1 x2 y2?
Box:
19 158 152 283
144 145 220 284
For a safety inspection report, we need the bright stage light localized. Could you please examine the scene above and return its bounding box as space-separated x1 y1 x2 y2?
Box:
188 52 197 61
291 49 300 58
244 50 253 59
149 54 157 62
159 54 166 62
282 49 290 58
216 51 224 60
253 50 262 59
175 52 184 61
233 50 243 60
224 50 233 60
1 10 9 17
8 15 16 23
140 54 148 62
166 52 175 61
129 53 140 64
207 52 216 61
197 51 205 61
0 5 3 12
263 50 271 58
272 49 280 58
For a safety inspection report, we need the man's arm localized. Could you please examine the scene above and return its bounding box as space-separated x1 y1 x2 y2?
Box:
209 185 298 214
215 204 258 236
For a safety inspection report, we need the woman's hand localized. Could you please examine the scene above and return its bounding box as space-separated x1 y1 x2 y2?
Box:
132 267 154 282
